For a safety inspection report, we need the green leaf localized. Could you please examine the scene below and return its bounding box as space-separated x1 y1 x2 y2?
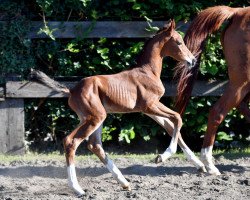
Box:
102 126 116 142
66 43 80 53
217 131 233 141
38 21 57 40
132 3 141 10
119 126 135 144
143 135 150 141
197 115 205 123
208 65 218 75
197 102 204 107
199 124 207 132
144 16 159 32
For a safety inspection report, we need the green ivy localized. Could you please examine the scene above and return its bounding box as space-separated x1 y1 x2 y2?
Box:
0 1 35 82
200 34 227 79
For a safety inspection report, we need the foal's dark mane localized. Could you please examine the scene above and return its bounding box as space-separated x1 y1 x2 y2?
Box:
135 39 153 66
135 27 168 67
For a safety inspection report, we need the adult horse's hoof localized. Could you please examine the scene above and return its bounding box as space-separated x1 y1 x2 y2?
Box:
197 166 207 173
155 155 162 164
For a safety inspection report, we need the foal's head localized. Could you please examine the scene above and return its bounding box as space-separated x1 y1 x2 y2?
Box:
157 20 196 68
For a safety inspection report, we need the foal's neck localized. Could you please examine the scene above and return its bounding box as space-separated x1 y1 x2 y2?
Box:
136 41 163 78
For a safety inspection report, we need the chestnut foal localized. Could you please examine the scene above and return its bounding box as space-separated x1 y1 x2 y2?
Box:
31 20 205 196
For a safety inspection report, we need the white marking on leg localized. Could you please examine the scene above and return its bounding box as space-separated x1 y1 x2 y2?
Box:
67 164 85 196
105 157 129 187
160 148 173 161
181 146 206 170
160 129 178 161
200 146 221 175
146 114 205 171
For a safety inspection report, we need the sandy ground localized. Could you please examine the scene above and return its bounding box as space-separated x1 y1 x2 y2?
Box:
0 154 249 200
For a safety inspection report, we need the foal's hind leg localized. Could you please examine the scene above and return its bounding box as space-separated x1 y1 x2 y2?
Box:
87 125 130 190
201 84 249 175
63 114 105 196
146 114 206 172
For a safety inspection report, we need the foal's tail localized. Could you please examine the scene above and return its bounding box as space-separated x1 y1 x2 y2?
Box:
29 69 70 94
174 6 239 115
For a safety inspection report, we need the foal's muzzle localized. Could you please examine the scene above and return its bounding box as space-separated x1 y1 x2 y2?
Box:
186 57 197 69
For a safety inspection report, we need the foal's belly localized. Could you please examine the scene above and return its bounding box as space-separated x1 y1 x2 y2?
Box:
102 97 139 113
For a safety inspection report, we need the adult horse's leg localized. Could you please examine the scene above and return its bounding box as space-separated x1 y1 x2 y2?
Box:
146 114 206 172
87 125 130 190
237 93 250 123
201 84 249 175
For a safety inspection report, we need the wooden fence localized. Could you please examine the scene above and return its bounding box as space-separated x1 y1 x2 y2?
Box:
0 21 228 154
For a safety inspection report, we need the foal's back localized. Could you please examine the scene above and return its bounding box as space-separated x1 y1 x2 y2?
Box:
69 67 165 114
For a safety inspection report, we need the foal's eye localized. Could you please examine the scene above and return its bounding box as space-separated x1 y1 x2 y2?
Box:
176 41 182 45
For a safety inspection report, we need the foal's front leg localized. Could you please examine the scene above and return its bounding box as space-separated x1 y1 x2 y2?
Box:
87 125 131 190
146 114 206 172
144 102 182 161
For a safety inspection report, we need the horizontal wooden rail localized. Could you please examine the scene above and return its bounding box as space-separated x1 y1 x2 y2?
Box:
28 21 189 38
6 80 228 98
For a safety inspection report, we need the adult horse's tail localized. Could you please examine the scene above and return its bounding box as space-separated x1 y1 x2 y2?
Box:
174 6 239 115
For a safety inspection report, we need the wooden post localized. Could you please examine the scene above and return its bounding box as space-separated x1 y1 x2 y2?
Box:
0 74 25 154
0 99 25 154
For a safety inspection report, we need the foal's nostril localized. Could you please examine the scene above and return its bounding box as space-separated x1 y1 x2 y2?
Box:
187 60 192 66
192 58 197 66
185 57 196 68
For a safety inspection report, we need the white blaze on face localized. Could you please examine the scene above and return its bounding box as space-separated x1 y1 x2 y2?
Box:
67 164 85 196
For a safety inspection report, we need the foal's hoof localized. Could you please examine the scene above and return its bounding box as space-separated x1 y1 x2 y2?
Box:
122 185 132 191
207 169 221 176
197 166 207 173
77 193 86 198
155 155 162 164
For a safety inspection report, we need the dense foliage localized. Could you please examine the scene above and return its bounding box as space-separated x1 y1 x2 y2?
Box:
0 0 249 152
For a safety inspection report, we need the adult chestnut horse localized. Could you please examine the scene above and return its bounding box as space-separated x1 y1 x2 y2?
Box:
31 20 205 196
175 6 250 175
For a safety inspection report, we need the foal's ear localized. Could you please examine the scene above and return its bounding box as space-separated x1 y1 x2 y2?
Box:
170 19 176 30
163 19 176 32
163 19 172 30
